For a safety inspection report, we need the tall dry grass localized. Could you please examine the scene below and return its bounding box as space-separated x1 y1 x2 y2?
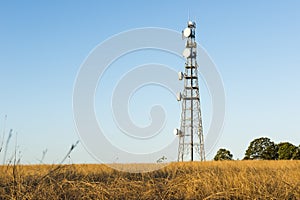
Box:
0 161 299 199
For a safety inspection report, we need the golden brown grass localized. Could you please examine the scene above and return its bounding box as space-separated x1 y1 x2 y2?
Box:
0 161 299 199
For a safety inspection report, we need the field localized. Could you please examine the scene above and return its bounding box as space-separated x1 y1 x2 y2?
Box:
0 161 299 199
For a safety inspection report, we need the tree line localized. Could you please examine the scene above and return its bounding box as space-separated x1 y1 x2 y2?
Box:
214 137 300 161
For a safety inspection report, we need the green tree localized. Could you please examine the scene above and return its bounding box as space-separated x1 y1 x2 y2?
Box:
278 142 297 160
292 145 300 160
244 137 278 160
214 148 233 161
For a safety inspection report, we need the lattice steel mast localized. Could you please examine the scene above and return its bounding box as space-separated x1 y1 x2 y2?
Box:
174 21 205 161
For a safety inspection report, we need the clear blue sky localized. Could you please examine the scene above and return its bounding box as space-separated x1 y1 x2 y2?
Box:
0 1 299 163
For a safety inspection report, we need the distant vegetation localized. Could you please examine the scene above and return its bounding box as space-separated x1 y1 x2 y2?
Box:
214 137 300 161
0 161 299 199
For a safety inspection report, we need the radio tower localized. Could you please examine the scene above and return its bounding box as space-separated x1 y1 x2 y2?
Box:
174 21 205 161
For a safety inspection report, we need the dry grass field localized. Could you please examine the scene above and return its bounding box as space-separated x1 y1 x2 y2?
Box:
0 161 299 199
